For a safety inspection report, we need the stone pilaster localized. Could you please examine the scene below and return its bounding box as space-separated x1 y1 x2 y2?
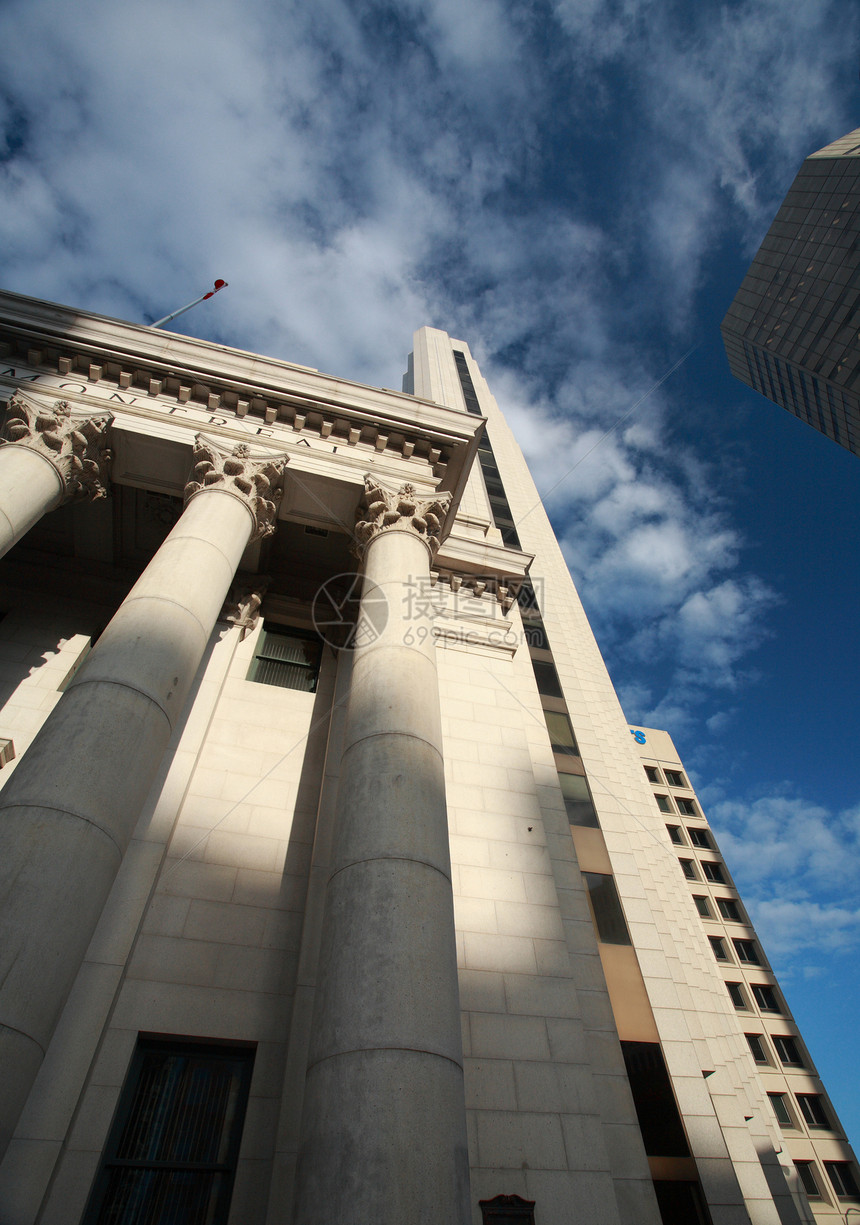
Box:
0 392 113 558
0 440 288 1159
293 475 469 1225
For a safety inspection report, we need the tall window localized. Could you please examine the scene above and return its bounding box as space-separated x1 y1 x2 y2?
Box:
83 1038 255 1225
582 873 631 945
559 771 598 827
825 1161 860 1199
248 624 322 692
543 709 578 756
796 1094 830 1129
794 1161 822 1198
745 1034 769 1064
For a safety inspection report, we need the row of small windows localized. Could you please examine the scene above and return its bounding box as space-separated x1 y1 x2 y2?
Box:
726 979 781 1014
644 764 687 788
769 1090 833 1132
745 1031 804 1068
694 894 741 922
657 793 697 816
452 351 523 549
680 858 725 884
708 935 762 966
666 823 707 847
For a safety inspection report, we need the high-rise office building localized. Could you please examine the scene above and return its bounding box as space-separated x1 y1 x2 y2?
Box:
0 289 855 1225
721 126 860 455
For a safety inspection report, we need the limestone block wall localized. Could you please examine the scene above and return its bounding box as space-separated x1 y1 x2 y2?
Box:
437 627 661 1225
0 612 334 1225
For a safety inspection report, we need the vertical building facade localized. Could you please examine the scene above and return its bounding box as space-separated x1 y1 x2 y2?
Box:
721 126 860 455
0 291 854 1225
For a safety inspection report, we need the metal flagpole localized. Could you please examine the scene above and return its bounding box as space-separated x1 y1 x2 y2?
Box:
150 279 228 329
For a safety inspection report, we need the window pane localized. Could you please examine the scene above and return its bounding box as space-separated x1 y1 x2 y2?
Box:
733 939 761 965
795 1162 821 1197
666 825 683 845
559 772 598 827
693 896 711 917
583 873 631 945
727 982 747 1009
797 1095 829 1128
709 936 728 961
248 627 321 692
702 862 725 883
752 984 779 1012
680 859 696 880
543 710 578 755
773 1036 803 1066
688 828 710 848
665 770 685 787
717 898 741 921
677 798 697 816
84 1041 254 1225
532 659 563 698
769 1093 792 1126
644 766 660 783
825 1161 860 1198
745 1034 768 1064
620 1042 690 1157
655 794 672 813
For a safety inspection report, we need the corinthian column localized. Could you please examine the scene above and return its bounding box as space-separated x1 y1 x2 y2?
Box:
0 437 287 1160
0 392 112 557
293 477 470 1225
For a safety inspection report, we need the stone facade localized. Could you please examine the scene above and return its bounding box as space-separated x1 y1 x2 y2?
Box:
0 291 854 1225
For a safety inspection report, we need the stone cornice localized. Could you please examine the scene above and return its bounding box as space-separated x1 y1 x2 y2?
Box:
0 290 482 503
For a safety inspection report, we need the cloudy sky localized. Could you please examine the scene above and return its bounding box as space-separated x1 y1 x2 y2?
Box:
2 0 859 1141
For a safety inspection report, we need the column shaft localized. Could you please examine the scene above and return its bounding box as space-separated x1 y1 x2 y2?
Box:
294 525 470 1225
0 488 258 1158
0 445 66 557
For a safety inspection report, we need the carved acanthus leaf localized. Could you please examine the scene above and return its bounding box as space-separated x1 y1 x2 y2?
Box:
1 392 113 501
354 475 451 558
220 575 270 639
184 436 288 541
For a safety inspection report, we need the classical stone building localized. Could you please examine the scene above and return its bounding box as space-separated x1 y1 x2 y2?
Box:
0 290 855 1225
722 126 860 455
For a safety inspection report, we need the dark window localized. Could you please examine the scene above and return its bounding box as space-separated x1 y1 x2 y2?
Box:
665 770 685 787
717 898 741 922
583 873 631 945
701 862 725 884
688 828 710 848
752 984 780 1013
667 825 683 845
655 794 673 813
532 659 564 698
709 936 729 961
620 1042 690 1157
797 1094 830 1129
644 766 660 783
727 982 747 1010
733 939 760 965
248 624 322 692
543 710 578 756
825 1161 860 1199
768 1093 793 1127
773 1036 803 1066
693 895 711 918
559 772 598 827
795 1161 822 1198
479 1194 536 1223
680 859 697 880
82 1038 255 1225
651 1181 710 1225
745 1034 769 1064
677 799 697 817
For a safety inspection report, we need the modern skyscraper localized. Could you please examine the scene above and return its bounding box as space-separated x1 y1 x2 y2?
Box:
721 126 860 455
0 289 855 1224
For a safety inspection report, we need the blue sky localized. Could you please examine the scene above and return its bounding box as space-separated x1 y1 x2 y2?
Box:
1 0 859 1143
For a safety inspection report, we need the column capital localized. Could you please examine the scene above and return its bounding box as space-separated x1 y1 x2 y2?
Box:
184 436 288 542
1 392 113 501
353 474 451 560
